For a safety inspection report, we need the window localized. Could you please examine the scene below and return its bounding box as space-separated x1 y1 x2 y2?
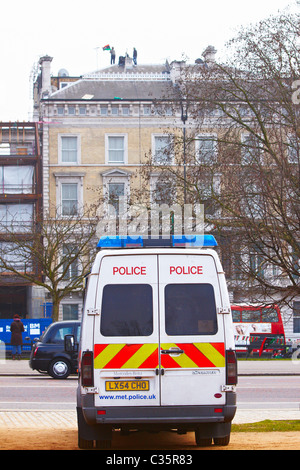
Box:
220 237 242 280
61 183 78 215
60 136 79 163
241 134 261 165
151 174 176 205
101 106 108 116
164 284 218 335
0 166 34 194
241 309 261 322
108 182 125 214
196 135 217 164
0 144 10 155
79 106 86 115
0 204 33 231
241 180 262 218
197 178 217 216
101 284 153 336
153 135 173 164
0 241 33 272
102 169 131 216
57 107 64 115
111 106 119 115
291 251 300 279
249 245 265 277
47 325 73 344
293 302 300 333
143 105 151 115
106 135 127 164
55 173 84 217
261 308 278 322
288 134 299 163
122 106 129 116
232 309 241 322
62 244 78 280
62 304 79 320
68 106 75 115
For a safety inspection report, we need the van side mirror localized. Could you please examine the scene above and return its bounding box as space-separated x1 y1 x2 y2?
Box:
64 334 75 352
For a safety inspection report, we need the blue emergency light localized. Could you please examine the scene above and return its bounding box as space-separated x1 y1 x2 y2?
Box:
97 235 217 249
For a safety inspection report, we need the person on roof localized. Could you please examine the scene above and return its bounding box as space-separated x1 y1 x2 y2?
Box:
110 47 116 64
133 48 137 65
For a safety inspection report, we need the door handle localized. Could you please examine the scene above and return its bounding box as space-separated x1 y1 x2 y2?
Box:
161 348 184 355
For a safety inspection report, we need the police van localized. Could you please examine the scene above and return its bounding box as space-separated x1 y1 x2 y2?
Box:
75 235 237 449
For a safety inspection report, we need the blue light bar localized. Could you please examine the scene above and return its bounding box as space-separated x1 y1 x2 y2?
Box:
97 236 143 248
172 235 218 247
97 235 217 249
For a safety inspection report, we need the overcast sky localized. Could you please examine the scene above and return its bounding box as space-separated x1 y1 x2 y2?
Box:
0 0 298 121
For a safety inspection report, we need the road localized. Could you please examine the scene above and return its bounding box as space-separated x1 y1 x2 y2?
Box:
0 374 299 449
237 375 300 411
0 374 299 414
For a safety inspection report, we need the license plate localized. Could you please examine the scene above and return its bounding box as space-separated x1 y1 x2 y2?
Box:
105 380 149 392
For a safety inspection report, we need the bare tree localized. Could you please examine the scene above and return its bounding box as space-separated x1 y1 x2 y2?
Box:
139 10 300 306
0 206 99 321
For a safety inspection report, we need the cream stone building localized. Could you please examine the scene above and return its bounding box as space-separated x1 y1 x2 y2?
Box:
34 52 300 345
34 55 189 320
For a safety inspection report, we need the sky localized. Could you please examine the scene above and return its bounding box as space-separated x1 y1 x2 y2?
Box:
0 0 298 122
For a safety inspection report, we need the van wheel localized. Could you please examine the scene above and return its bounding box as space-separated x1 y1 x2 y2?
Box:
195 432 212 447
214 435 230 446
78 437 94 449
48 358 71 379
95 439 112 449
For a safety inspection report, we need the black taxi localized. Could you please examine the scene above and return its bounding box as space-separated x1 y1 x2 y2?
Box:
29 320 81 379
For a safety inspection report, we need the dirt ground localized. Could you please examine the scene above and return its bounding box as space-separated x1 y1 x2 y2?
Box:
0 428 300 450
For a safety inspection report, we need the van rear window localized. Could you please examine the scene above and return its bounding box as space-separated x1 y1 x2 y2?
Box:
165 284 218 335
101 284 153 336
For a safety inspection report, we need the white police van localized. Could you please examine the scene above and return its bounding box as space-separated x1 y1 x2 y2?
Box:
76 235 237 449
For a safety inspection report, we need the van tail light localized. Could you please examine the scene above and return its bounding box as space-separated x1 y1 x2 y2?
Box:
226 350 237 385
81 351 94 387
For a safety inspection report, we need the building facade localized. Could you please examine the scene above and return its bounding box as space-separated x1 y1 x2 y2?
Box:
0 122 44 319
34 53 300 342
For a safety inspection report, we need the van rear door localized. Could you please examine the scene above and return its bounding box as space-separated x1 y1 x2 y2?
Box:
158 254 226 406
94 254 160 407
93 251 226 408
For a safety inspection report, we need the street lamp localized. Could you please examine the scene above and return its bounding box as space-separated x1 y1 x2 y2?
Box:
180 99 188 204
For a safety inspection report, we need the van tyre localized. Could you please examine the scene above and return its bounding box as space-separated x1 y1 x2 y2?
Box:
214 434 230 446
95 439 112 449
78 437 94 449
195 432 212 447
48 358 71 379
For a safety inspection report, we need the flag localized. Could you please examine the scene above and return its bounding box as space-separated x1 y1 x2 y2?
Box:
103 44 111 51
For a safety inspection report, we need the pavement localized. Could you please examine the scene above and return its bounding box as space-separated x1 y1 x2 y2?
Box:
0 359 299 428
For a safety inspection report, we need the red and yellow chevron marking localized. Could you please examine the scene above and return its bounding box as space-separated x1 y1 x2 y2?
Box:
160 343 225 369
94 342 225 369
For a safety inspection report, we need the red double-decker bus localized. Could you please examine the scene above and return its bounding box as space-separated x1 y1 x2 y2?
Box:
231 304 285 355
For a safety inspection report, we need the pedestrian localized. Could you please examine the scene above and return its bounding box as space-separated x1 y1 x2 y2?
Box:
133 48 137 65
110 47 116 64
10 314 24 360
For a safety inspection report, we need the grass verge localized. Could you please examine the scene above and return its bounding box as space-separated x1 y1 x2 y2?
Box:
232 420 300 433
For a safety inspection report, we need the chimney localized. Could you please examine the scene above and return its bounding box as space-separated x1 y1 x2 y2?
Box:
39 55 53 96
125 56 133 70
169 60 186 83
202 46 217 65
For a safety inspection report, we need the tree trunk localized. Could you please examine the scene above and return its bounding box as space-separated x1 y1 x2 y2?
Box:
51 296 60 322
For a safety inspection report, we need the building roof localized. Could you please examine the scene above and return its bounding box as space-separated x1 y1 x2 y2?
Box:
48 63 177 101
